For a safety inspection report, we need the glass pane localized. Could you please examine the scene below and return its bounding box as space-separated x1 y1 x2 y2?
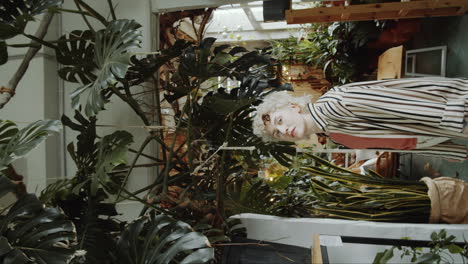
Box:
409 49 443 76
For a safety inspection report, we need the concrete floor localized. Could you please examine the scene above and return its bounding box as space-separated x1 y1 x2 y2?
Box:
399 15 468 181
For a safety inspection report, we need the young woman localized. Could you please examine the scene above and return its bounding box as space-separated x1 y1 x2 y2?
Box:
252 77 468 160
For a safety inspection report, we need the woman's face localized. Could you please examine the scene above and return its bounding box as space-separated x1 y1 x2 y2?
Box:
264 104 309 141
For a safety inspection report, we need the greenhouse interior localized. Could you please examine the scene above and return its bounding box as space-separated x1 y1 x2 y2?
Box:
0 0 468 263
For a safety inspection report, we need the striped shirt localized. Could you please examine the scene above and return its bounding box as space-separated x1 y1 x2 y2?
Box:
308 77 467 159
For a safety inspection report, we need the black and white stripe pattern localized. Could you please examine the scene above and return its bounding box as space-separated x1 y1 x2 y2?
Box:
308 77 468 159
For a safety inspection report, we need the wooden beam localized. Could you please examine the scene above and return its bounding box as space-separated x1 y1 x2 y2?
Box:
286 0 468 23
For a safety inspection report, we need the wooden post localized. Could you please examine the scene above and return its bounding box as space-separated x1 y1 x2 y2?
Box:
312 234 323 264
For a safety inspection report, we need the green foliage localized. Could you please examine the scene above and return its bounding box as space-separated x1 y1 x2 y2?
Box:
193 77 295 168
301 154 431 222
0 0 62 65
271 21 384 84
112 213 214 264
91 130 133 195
225 178 278 215
0 177 77 264
70 19 142 117
373 230 468 264
56 30 97 84
125 39 191 87
43 179 121 264
0 120 61 171
0 1 324 261
56 112 135 263
165 37 284 103
0 0 62 33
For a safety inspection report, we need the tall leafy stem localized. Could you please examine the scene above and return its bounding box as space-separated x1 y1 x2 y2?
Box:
218 114 234 219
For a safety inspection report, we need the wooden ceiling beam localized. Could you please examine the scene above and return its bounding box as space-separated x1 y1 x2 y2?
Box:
286 0 468 23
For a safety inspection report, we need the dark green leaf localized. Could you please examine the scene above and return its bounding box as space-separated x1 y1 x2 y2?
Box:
202 96 255 115
229 46 247 56
91 130 133 195
373 248 394 264
0 176 17 200
0 236 13 255
112 214 214 264
439 229 447 239
211 52 231 65
2 248 30 264
0 120 61 170
214 44 230 54
70 19 142 117
0 0 62 25
56 30 96 84
199 37 216 50
0 41 6 65
180 248 215 264
446 244 463 254
0 192 76 264
415 253 439 263
0 23 19 40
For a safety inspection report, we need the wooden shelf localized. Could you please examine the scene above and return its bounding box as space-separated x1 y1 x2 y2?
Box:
286 0 468 23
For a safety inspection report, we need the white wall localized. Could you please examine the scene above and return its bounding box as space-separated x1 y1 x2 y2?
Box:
60 0 155 220
234 214 468 263
0 14 61 193
1 1 156 220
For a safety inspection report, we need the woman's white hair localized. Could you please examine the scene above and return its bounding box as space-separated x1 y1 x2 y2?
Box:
252 91 312 142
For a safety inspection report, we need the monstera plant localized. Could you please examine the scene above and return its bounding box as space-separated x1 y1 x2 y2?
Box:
0 0 62 65
69 19 143 117
112 213 214 264
0 190 78 263
0 0 301 262
0 119 77 263
0 120 61 170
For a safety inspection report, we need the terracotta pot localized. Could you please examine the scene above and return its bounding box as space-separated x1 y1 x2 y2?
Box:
421 177 468 224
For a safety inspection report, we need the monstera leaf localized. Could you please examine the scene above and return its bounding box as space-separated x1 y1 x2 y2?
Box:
56 30 97 84
91 130 133 195
0 184 77 264
70 19 142 117
112 214 214 264
0 120 61 170
125 39 191 86
178 38 255 80
0 0 62 40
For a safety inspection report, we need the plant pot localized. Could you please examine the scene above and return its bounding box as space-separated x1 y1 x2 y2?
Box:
421 177 468 224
